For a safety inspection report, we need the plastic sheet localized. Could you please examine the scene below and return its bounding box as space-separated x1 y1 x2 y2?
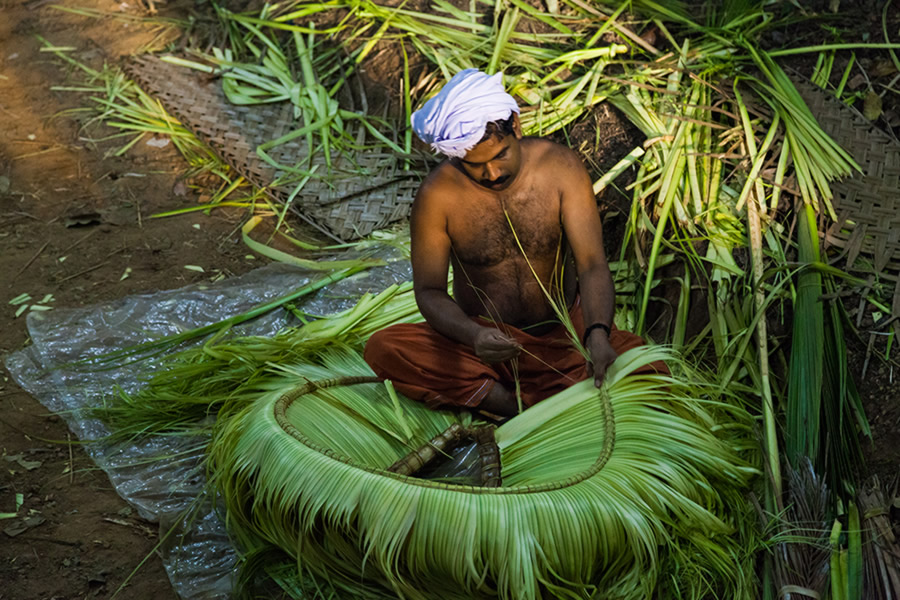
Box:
4 247 413 599
421 441 483 485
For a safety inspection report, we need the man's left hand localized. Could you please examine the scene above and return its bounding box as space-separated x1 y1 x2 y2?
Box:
587 333 617 387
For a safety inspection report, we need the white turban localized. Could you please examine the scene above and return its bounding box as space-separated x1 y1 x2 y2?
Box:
410 69 520 159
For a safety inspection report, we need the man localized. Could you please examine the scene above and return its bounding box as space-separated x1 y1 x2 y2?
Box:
364 69 654 416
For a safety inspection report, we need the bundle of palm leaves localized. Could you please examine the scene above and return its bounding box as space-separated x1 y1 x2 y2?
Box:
208 346 760 599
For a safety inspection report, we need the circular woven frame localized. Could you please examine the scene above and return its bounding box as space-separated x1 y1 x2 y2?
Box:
210 353 755 600
271 375 616 494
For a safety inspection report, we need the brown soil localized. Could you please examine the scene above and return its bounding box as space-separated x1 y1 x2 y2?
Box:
1 1 899 599
0 1 259 598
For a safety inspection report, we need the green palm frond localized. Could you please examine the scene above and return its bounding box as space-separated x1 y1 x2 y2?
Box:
97 280 424 441
209 346 760 599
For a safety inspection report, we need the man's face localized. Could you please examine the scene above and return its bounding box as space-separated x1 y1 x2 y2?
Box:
457 117 523 191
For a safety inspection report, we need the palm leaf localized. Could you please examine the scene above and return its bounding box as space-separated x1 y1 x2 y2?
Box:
97 281 424 441
209 346 760 599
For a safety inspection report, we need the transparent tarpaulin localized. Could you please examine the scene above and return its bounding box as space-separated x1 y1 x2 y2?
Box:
4 246 414 599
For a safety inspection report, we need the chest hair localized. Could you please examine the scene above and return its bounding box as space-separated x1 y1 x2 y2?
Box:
451 187 562 267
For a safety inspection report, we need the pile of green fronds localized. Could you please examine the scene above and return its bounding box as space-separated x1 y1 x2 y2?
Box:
99 279 422 440
164 3 417 200
208 346 759 599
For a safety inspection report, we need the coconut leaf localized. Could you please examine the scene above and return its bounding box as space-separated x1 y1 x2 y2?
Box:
208 346 760 599
97 280 424 440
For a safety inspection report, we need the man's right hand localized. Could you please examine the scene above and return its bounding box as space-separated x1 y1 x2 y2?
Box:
473 327 522 363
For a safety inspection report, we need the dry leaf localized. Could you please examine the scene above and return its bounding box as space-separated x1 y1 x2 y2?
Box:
847 73 866 90
871 60 899 77
863 91 883 121
4 454 42 470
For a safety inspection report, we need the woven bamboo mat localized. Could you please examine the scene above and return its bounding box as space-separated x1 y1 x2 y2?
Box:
794 79 900 330
127 55 427 242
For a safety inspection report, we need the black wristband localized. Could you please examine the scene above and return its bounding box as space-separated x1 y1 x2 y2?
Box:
582 322 611 345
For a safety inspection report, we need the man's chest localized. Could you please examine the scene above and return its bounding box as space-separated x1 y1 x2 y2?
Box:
448 187 563 267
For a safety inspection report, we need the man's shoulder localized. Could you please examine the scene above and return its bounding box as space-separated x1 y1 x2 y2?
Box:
522 138 587 182
415 160 464 203
522 137 582 166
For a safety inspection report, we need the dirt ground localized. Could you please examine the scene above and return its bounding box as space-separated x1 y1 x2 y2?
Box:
1 1 899 599
0 1 260 598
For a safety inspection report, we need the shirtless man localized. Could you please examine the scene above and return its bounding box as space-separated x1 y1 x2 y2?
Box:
364 69 651 416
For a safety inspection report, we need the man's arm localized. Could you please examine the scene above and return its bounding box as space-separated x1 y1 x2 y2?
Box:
557 148 617 386
410 179 520 363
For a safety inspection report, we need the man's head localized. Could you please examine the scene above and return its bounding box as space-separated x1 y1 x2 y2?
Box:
458 112 523 190
479 112 517 144
410 69 521 161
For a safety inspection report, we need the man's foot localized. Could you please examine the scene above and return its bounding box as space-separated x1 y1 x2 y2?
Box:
478 381 517 417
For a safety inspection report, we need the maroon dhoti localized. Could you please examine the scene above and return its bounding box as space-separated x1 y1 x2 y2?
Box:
363 298 660 410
